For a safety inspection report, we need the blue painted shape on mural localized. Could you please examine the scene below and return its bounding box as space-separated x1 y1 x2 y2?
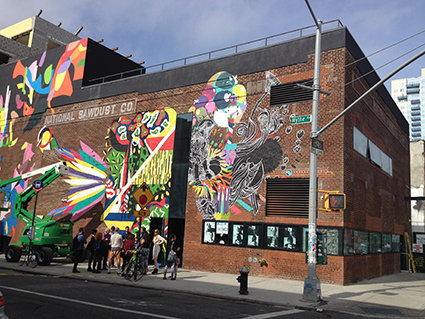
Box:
27 70 52 95
79 149 108 172
104 211 135 222
236 199 253 212
224 143 237 150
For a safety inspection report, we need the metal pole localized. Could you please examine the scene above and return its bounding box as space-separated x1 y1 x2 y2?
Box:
302 17 322 303
29 191 38 250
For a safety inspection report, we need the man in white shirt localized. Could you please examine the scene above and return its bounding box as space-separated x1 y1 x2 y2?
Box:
108 227 123 274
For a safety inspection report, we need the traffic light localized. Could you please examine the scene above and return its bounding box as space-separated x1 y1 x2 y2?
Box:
323 193 346 210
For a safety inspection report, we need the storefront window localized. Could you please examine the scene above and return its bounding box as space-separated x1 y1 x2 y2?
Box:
382 233 392 253
392 234 401 252
215 222 229 245
344 228 354 255
247 225 261 247
369 232 382 253
203 221 216 244
319 228 341 255
266 225 280 248
354 230 369 254
232 224 245 246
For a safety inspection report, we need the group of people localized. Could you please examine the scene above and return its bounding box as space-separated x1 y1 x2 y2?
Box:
72 226 181 280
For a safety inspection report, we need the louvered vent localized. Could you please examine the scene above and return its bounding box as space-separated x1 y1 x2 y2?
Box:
270 79 313 105
266 178 310 218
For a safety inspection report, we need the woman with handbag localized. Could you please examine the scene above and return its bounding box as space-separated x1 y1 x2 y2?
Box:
163 233 180 280
151 229 165 274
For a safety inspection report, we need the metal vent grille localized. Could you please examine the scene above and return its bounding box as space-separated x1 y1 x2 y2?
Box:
270 79 313 105
266 178 309 218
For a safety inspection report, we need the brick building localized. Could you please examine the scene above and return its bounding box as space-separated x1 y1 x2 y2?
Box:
0 20 410 284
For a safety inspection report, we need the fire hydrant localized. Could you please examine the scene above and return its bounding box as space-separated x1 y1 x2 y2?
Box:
236 265 249 295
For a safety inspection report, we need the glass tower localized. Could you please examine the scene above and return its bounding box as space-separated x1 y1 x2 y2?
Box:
391 68 425 141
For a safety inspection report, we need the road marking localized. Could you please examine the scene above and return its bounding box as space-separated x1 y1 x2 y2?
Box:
242 309 304 319
0 285 178 319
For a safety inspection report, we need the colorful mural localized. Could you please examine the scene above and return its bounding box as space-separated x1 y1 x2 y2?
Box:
0 143 36 236
189 71 294 220
48 141 108 221
0 38 87 145
101 107 177 231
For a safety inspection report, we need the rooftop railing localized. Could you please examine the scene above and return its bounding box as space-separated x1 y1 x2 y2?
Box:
88 19 343 85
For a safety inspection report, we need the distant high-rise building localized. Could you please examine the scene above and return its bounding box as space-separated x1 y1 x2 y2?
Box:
391 68 425 141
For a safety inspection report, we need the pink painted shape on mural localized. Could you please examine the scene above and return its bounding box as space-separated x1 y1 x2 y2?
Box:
39 51 46 67
258 193 266 203
70 196 103 221
230 205 243 215
23 145 35 163
80 141 106 166
70 148 83 161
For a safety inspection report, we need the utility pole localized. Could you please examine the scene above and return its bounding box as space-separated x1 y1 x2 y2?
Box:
302 0 322 303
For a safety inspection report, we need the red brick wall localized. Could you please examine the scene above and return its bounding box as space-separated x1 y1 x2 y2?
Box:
0 45 409 285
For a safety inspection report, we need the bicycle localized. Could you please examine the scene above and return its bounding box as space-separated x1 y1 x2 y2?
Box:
19 246 38 268
123 249 148 282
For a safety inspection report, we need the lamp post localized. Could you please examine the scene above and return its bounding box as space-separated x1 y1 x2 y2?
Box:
302 0 322 303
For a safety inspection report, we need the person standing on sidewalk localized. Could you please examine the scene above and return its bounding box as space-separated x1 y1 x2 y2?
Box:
92 232 104 273
101 228 111 270
108 227 123 274
151 229 165 274
86 229 97 272
140 231 151 275
163 233 180 280
73 227 86 273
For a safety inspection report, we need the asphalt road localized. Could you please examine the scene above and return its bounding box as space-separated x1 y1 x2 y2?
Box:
0 269 363 318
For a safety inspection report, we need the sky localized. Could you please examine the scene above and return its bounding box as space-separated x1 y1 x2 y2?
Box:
1 0 425 91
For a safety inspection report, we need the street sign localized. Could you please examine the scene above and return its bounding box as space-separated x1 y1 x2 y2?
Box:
134 209 150 218
291 115 311 124
32 180 44 192
132 182 154 209
311 137 324 156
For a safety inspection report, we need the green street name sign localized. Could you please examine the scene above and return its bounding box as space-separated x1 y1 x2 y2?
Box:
290 115 311 124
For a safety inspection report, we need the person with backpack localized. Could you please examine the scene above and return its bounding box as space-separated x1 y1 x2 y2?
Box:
92 232 104 273
72 227 86 273
86 229 97 272
163 233 180 280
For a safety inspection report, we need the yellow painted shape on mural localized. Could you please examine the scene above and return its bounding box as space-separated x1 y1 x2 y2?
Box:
22 142 29 150
105 221 134 232
28 88 34 100
67 186 104 205
0 112 5 132
8 121 18 147
69 158 107 180
54 72 67 92
70 44 87 60
135 150 173 185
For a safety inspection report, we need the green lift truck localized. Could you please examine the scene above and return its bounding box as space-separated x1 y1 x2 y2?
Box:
1 162 81 266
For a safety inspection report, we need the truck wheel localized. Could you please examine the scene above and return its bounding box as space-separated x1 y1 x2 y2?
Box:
5 245 22 262
37 247 53 266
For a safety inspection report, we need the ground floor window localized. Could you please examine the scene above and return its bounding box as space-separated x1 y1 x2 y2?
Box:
202 220 402 256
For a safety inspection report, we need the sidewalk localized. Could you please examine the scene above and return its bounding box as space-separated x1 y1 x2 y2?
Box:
1 257 425 318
